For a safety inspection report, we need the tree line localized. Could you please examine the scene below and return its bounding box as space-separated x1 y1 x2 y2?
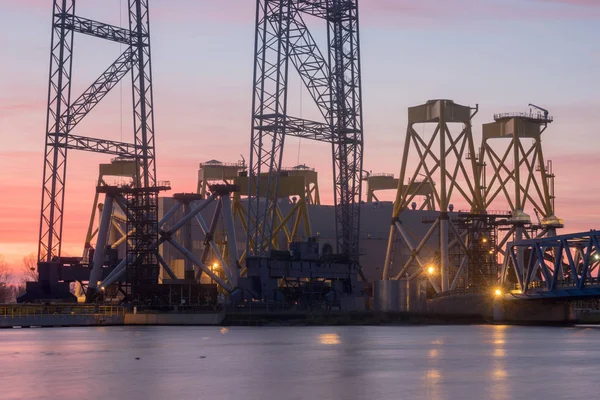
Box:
0 253 38 303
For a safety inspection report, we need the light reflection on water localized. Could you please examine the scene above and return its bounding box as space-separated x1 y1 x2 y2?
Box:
319 333 341 345
1 325 600 400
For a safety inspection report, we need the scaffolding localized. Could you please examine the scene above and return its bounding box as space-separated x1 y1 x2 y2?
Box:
124 188 161 301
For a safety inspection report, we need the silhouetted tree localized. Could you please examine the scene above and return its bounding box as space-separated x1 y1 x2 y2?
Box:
0 255 13 303
21 253 38 282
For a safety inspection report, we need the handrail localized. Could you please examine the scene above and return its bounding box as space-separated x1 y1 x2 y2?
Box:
494 112 553 122
200 161 247 168
0 305 125 319
281 165 316 172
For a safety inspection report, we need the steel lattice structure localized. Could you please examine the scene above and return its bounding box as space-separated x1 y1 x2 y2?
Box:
97 189 240 294
248 0 364 263
124 188 160 300
382 100 484 291
39 0 157 263
481 111 562 257
500 231 600 297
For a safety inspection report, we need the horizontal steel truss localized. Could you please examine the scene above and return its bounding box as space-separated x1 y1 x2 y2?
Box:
293 0 357 19
67 15 138 45
248 0 363 265
500 231 600 295
49 133 138 157
39 0 156 262
97 192 242 294
253 116 333 142
482 134 554 218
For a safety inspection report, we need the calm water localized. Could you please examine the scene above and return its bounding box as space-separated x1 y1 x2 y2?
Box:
1 325 599 399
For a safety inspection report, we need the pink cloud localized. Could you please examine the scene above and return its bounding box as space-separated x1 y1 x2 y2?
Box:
0 99 44 114
3 0 597 27
0 0 47 9
0 0 255 24
535 0 600 6
151 1 253 24
360 0 600 26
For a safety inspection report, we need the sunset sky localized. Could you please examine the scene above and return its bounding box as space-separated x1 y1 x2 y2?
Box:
0 0 599 275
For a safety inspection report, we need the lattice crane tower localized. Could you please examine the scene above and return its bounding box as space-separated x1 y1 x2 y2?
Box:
38 0 157 263
248 0 364 263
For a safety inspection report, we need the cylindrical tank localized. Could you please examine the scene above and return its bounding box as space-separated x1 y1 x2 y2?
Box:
407 278 427 312
374 279 428 312
374 280 401 312
398 279 410 311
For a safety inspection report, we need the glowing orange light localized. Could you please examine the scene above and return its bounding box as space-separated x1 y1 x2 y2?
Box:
319 333 341 345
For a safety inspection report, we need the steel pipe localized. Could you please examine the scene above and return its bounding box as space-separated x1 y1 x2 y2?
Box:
221 195 240 286
194 214 234 286
87 194 114 299
157 252 178 280
167 193 217 235
167 239 232 292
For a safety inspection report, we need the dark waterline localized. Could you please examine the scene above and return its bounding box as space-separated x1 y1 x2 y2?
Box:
1 325 598 400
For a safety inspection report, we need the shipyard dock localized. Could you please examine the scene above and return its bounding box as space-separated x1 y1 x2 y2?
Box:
8 0 598 327
4 300 599 328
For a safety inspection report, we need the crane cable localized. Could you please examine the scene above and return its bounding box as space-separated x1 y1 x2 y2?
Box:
296 80 302 166
119 0 124 184
119 0 123 144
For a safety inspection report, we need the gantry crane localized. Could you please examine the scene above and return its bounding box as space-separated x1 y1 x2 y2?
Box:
27 0 161 302
247 0 364 265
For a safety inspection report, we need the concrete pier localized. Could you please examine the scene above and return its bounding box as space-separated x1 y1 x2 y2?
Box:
0 305 224 328
493 298 575 324
0 314 123 328
124 313 224 325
